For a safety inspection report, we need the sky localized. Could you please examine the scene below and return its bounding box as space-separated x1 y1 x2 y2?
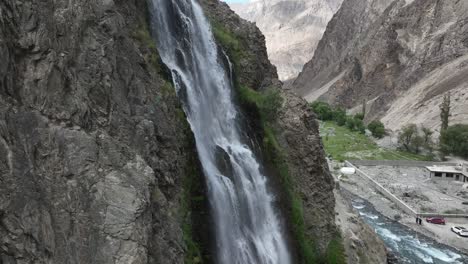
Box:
223 0 250 3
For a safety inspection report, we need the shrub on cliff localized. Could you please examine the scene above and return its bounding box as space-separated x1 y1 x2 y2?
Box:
238 86 283 122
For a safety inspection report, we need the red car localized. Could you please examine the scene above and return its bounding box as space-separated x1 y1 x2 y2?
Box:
426 217 446 225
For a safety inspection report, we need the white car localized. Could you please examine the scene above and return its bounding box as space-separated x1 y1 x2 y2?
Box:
451 226 468 237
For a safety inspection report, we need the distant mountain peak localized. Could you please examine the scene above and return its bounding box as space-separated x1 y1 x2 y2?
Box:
229 0 343 81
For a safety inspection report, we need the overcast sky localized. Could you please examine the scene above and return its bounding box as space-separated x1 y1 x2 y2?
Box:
223 0 250 3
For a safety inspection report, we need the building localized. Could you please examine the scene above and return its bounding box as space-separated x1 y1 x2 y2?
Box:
426 164 468 182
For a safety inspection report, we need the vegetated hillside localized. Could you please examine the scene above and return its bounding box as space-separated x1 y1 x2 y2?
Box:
230 0 343 81
293 0 468 133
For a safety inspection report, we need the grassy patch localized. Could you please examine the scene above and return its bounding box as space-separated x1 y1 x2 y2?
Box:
132 22 163 73
211 22 247 73
326 233 347 264
238 85 283 123
321 121 431 161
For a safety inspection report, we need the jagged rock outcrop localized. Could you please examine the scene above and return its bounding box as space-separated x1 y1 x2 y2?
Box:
276 91 337 253
0 0 338 263
0 1 189 263
230 0 343 81
293 0 468 132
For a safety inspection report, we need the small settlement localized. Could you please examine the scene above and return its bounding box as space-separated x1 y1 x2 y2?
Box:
426 163 468 182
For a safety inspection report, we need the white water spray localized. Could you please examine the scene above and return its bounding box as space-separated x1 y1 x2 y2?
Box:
148 0 291 263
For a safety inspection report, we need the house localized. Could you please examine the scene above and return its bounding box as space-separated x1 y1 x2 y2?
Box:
426 164 468 182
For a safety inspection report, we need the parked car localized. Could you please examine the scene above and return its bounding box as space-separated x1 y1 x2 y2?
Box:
451 226 468 237
426 217 446 225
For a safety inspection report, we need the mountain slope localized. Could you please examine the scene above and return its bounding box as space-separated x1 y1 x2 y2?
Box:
293 0 468 132
230 0 343 81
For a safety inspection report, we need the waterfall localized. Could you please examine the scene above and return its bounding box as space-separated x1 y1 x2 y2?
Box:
148 0 291 263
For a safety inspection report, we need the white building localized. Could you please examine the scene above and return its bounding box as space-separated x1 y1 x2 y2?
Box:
426 164 468 182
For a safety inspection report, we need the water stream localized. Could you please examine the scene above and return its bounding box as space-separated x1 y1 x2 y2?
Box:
351 197 468 264
148 0 291 263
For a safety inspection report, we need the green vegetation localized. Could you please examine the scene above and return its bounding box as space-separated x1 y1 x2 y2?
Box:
326 233 347 264
181 159 205 264
211 22 248 73
238 85 283 122
310 101 381 136
439 93 451 133
322 121 431 161
368 121 386 139
132 23 163 73
311 101 335 121
241 88 323 263
440 124 468 158
397 124 435 156
345 116 365 134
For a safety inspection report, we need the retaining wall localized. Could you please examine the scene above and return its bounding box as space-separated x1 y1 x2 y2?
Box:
348 160 457 167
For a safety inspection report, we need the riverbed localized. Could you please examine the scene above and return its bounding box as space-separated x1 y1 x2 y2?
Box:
350 196 468 264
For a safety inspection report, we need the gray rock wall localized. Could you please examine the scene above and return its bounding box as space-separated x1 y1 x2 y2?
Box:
0 0 189 263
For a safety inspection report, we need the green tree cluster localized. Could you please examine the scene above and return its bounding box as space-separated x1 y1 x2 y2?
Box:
368 121 386 139
398 124 434 154
310 101 385 136
440 124 468 158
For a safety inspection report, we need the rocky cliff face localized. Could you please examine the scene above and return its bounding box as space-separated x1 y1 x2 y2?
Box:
0 0 337 263
293 0 468 132
230 0 343 81
0 0 192 263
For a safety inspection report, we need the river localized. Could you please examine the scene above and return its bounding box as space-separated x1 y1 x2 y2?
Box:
352 197 468 264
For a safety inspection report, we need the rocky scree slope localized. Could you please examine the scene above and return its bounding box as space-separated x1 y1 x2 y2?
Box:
293 0 468 132
0 0 338 263
230 0 343 81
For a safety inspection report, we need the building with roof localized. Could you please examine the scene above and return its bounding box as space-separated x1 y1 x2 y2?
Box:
426 163 468 182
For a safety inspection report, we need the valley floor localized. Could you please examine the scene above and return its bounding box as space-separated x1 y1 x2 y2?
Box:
320 121 431 162
333 163 468 255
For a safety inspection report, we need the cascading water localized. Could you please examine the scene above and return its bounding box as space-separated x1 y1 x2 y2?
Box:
148 0 291 263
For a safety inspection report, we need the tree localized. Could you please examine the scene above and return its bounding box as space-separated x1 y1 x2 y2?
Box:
411 134 424 154
421 126 434 153
362 97 368 119
333 108 347 126
345 117 356 131
440 124 468 158
355 118 366 134
311 101 333 121
440 93 451 132
368 120 386 139
354 113 365 121
398 124 418 151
